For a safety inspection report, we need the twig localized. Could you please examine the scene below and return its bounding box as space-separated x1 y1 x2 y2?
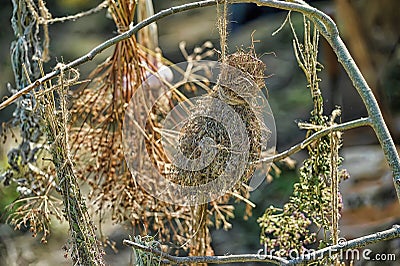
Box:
287 225 400 265
124 225 400 265
45 0 108 24
123 239 289 265
254 117 372 164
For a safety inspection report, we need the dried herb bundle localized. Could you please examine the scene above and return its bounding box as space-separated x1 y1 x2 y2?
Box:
145 49 270 258
70 0 155 226
69 0 197 252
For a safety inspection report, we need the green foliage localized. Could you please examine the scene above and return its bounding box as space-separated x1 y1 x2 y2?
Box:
258 16 345 262
258 115 342 256
0 183 18 223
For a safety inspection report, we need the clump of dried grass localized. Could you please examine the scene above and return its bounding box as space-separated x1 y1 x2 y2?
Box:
167 49 266 189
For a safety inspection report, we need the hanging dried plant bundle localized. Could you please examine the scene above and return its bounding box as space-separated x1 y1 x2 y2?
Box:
258 18 346 264
70 0 151 220
192 52 266 259
167 49 267 189
69 0 196 249
36 65 105 265
225 46 267 90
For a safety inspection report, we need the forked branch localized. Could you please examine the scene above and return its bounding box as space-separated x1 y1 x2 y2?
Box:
256 117 372 164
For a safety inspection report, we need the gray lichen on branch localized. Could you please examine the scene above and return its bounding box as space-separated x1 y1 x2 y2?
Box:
36 65 105 265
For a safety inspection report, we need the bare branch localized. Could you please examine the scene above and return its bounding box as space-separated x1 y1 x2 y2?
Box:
255 117 372 164
0 0 337 111
230 0 337 36
45 0 108 24
124 225 400 265
287 225 400 265
323 27 400 202
237 0 400 203
123 239 289 265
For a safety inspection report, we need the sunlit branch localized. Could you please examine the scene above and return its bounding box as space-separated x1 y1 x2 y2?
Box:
255 117 372 164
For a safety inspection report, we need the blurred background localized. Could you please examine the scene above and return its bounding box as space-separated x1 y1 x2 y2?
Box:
0 0 399 265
